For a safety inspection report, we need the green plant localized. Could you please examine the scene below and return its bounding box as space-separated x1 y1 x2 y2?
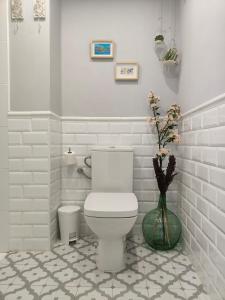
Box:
163 47 178 62
154 34 164 42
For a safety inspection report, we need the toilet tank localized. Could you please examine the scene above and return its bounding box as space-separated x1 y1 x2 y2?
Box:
91 146 133 192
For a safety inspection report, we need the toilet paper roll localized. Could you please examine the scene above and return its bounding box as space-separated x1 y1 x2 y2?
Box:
63 152 77 166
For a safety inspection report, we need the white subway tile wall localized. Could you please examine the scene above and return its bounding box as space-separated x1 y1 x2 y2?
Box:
8 116 62 251
8 102 225 300
178 101 225 300
50 117 62 246
61 120 178 235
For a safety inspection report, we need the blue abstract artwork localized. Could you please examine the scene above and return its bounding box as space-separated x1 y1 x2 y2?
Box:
94 43 111 55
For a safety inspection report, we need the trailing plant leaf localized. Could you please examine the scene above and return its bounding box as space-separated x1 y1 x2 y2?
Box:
163 48 178 62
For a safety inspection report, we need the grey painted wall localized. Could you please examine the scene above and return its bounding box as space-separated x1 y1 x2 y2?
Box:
10 0 51 111
10 0 179 116
10 0 61 114
61 0 179 116
50 0 61 115
178 0 225 112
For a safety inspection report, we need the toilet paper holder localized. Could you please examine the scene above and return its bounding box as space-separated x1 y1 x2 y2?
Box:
64 148 77 166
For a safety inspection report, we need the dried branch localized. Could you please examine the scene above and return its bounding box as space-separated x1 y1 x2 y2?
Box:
153 155 177 195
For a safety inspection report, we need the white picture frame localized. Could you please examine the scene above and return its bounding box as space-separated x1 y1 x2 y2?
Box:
115 62 139 81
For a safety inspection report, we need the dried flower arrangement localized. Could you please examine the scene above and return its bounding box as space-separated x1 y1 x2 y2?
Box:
148 91 181 194
142 91 182 250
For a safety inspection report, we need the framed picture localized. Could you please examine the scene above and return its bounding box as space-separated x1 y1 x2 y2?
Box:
90 40 114 59
115 62 139 81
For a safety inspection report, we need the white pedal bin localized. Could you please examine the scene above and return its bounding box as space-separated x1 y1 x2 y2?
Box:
58 206 80 244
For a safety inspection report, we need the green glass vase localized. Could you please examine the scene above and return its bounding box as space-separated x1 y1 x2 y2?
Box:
142 193 182 250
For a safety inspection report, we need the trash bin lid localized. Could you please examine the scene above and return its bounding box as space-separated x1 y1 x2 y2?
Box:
58 206 80 214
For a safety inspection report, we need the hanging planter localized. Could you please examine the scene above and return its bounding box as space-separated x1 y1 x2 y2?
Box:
162 47 179 65
154 34 165 45
154 35 167 61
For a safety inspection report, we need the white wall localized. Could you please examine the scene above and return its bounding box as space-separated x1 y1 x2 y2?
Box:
61 0 179 117
61 119 178 234
8 114 61 251
9 0 61 114
178 98 225 300
9 0 51 112
50 0 61 115
0 0 9 252
178 0 225 113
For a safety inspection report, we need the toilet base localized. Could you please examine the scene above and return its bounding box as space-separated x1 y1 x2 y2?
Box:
97 238 125 273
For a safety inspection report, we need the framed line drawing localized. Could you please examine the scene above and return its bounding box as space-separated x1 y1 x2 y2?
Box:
115 62 139 81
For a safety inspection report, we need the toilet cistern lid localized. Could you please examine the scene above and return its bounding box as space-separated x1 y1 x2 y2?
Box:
84 193 138 218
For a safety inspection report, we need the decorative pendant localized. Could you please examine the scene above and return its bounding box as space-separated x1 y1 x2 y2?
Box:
33 0 46 20
11 0 23 21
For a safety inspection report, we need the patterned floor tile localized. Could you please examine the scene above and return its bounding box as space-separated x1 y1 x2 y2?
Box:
14 262 39 274
0 284 10 296
73 258 96 273
168 287 187 298
116 270 143 285
31 277 58 287
75 286 93 297
63 251 85 263
126 240 137 250
84 269 113 286
43 258 67 266
148 269 175 285
125 253 140 265
4 287 39 300
0 236 210 300
7 252 31 263
184 291 211 300
53 268 79 283
134 287 149 297
145 253 168 265
180 270 202 289
0 259 10 268
114 289 148 300
76 287 111 299
172 254 192 267
43 264 66 274
146 280 162 289
33 252 57 263
155 290 186 299
22 267 48 283
39 288 74 299
148 288 162 297
53 244 74 256
131 260 156 275
130 246 152 258
79 244 97 256
127 235 145 244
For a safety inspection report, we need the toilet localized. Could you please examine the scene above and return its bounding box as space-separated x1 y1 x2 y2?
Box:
84 146 138 273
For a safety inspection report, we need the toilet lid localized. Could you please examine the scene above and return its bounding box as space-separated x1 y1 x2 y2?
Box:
84 193 138 218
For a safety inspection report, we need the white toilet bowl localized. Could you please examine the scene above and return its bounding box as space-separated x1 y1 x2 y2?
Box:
84 192 138 273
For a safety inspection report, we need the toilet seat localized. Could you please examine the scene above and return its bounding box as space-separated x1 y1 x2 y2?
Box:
84 192 138 218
